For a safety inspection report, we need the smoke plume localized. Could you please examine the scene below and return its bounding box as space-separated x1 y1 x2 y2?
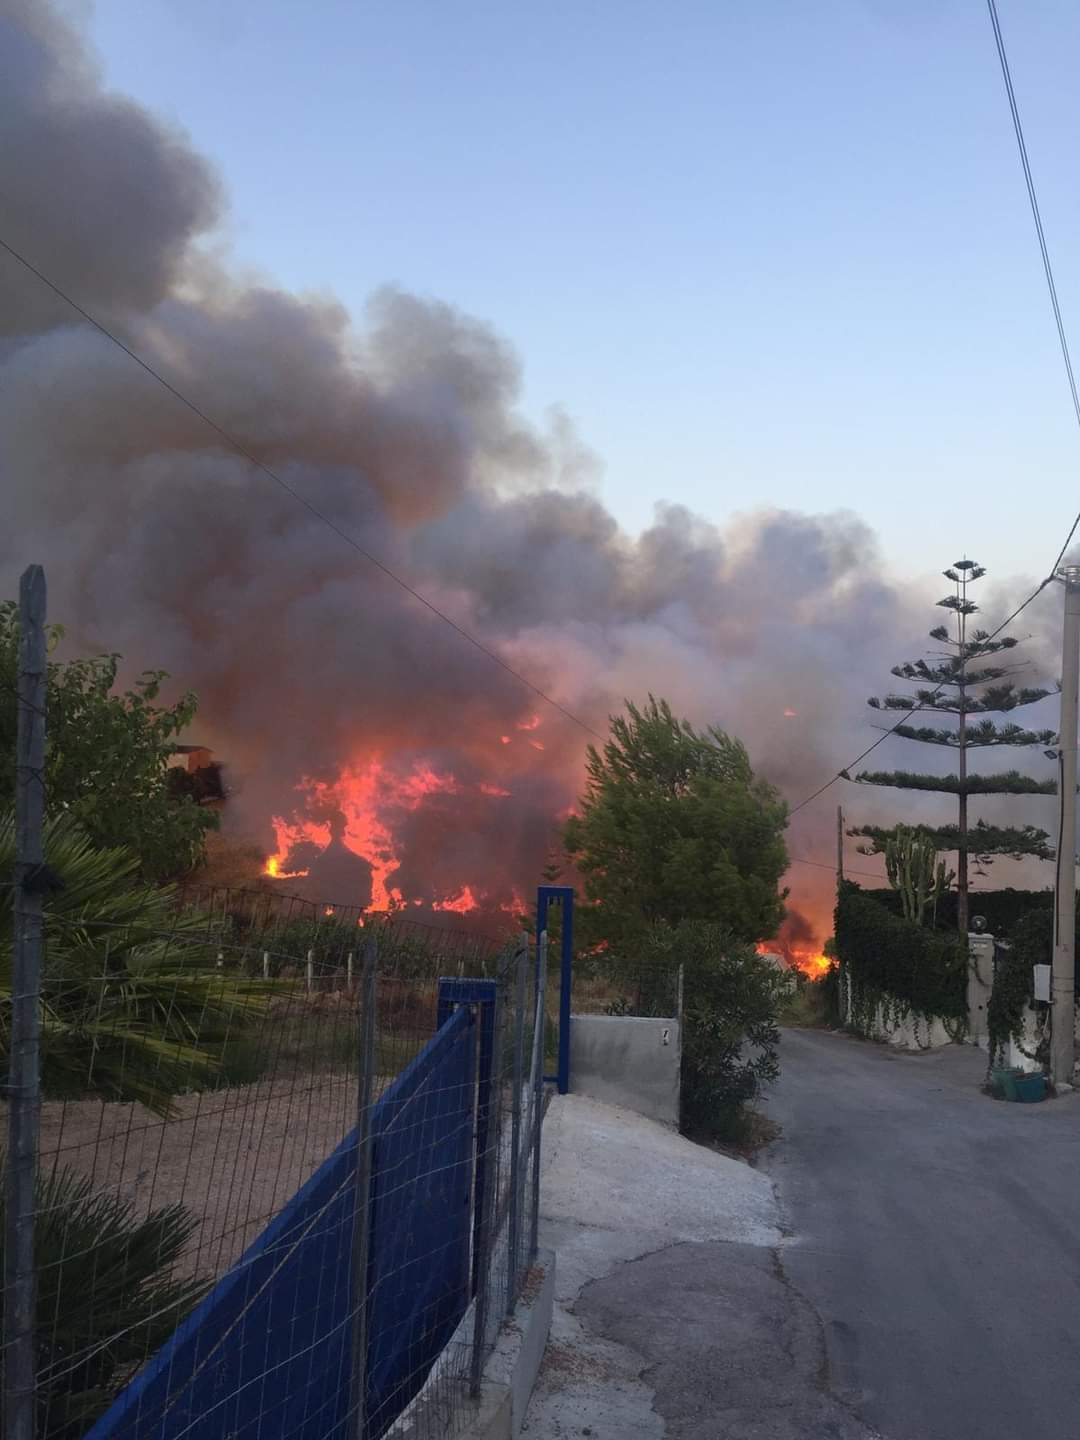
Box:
5 0 1053 950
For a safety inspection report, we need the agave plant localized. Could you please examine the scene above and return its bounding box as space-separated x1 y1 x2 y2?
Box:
0 1162 207 1440
0 812 274 1113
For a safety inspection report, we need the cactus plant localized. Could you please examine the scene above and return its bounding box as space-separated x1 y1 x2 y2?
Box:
884 826 954 927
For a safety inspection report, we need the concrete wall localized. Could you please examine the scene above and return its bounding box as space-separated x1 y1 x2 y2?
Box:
569 1015 680 1127
869 1003 954 1051
842 972 954 1051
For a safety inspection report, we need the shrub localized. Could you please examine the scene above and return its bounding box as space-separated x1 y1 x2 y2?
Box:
856 886 1056 939
639 923 789 1140
0 1164 206 1440
986 908 1053 1068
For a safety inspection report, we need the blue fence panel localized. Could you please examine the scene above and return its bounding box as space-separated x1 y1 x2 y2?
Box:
365 1001 477 1434
436 978 496 1292
82 1128 358 1440
84 1003 478 1440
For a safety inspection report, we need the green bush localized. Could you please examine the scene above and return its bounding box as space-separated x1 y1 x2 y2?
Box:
857 886 1056 939
0 1164 206 1440
834 882 967 1027
639 923 789 1140
986 908 1053 1068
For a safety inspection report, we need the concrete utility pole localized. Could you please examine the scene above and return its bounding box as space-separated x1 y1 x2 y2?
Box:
1051 565 1080 1086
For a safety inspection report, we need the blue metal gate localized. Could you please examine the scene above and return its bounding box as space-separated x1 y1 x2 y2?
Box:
83 1003 479 1440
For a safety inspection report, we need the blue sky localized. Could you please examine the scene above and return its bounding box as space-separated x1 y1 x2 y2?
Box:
86 0 1080 584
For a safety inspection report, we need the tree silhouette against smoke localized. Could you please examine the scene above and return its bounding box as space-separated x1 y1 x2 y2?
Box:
563 696 789 949
848 559 1055 933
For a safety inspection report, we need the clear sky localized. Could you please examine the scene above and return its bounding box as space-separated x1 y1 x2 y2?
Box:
85 0 1080 583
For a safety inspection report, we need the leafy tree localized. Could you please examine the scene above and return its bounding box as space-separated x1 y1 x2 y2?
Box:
0 1164 206 1440
0 601 215 880
0 813 271 1113
563 697 789 948
848 560 1055 933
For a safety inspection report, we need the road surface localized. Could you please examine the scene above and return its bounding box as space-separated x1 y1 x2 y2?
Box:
762 1029 1080 1440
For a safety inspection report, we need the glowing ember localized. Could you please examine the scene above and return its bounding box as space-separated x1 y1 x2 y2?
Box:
500 735 511 745
479 782 512 797
516 714 542 731
528 739 545 751
783 707 797 718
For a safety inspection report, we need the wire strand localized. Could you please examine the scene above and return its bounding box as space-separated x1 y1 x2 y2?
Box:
987 0 1080 571
789 576 1052 814
792 6 1080 817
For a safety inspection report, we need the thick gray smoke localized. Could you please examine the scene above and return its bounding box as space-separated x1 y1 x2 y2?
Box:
1 1 1056 943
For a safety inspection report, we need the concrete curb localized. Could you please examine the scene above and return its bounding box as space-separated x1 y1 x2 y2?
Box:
387 1250 555 1440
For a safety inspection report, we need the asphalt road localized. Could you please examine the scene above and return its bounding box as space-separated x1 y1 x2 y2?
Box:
762 1029 1080 1440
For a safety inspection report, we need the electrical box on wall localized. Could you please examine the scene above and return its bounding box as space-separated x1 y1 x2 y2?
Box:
1033 964 1052 1004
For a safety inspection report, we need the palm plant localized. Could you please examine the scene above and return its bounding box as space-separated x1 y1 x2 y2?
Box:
0 1162 207 1440
0 812 274 1113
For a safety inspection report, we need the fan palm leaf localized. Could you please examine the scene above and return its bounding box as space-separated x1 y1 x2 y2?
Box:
0 812 276 1113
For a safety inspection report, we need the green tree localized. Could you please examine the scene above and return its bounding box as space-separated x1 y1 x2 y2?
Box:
0 601 216 880
848 559 1055 933
563 696 789 948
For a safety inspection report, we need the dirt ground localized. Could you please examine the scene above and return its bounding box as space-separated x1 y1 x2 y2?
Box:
37 1070 361 1280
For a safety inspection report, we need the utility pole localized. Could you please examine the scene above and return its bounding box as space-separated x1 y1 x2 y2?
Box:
5 564 47 1440
836 805 845 888
1052 565 1080 1086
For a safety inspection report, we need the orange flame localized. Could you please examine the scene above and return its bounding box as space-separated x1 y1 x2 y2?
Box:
264 758 469 910
757 941 830 977
432 885 479 914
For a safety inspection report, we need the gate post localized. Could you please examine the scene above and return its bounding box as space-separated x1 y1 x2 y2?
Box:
537 886 574 1094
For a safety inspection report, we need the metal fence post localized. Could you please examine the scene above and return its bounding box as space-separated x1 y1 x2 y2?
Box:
470 970 506 1397
504 934 528 1317
5 564 46 1440
349 935 378 1440
528 931 548 1263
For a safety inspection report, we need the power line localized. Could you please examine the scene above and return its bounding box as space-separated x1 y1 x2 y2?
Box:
792 6 1080 818
0 234 606 745
987 0 1080 571
788 853 882 880
788 574 1052 815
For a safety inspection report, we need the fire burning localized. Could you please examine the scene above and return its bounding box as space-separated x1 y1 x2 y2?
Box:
760 910 832 977
0 0 950 951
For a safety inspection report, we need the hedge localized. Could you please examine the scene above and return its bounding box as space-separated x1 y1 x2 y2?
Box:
857 887 1056 939
834 882 968 1023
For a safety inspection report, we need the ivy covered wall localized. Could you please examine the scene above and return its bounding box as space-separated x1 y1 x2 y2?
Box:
834 882 968 1039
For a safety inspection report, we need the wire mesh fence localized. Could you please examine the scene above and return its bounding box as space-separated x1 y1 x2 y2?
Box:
567 944 683 1019
2 873 549 1440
